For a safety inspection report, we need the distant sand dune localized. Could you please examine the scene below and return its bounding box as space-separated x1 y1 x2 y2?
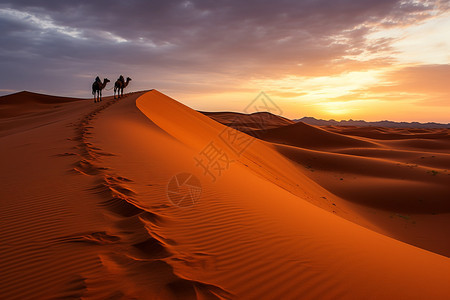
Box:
247 121 378 149
212 108 450 258
202 111 295 130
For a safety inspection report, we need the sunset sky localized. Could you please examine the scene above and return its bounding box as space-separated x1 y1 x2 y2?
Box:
0 0 449 122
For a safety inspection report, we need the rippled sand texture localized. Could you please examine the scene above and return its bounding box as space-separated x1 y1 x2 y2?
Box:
0 90 449 299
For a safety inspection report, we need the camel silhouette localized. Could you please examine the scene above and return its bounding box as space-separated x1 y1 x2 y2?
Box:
92 77 110 103
114 75 132 99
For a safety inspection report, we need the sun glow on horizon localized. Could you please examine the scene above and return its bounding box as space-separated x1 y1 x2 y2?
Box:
313 101 354 116
220 11 450 123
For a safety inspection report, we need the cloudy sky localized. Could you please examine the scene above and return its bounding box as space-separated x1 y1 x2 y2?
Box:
0 0 449 122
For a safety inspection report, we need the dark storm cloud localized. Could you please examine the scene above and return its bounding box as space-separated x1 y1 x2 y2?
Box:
0 0 447 97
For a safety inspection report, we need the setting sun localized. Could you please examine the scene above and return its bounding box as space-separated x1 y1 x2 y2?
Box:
315 101 354 116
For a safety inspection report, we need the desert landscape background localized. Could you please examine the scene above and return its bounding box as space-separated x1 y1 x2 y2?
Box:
0 90 449 299
1 0 450 299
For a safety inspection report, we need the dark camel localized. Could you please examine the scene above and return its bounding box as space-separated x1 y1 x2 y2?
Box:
114 75 132 99
92 77 110 103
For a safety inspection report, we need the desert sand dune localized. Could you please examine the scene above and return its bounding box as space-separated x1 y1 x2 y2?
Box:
0 90 449 299
202 111 295 130
0 91 80 117
0 91 88 137
326 125 450 140
211 112 450 257
0 91 79 105
247 121 378 150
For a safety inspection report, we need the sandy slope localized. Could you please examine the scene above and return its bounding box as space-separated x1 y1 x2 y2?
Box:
246 123 450 257
0 90 449 299
202 111 295 130
206 110 450 257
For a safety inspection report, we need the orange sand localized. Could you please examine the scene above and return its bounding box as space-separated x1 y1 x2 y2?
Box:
0 90 449 299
